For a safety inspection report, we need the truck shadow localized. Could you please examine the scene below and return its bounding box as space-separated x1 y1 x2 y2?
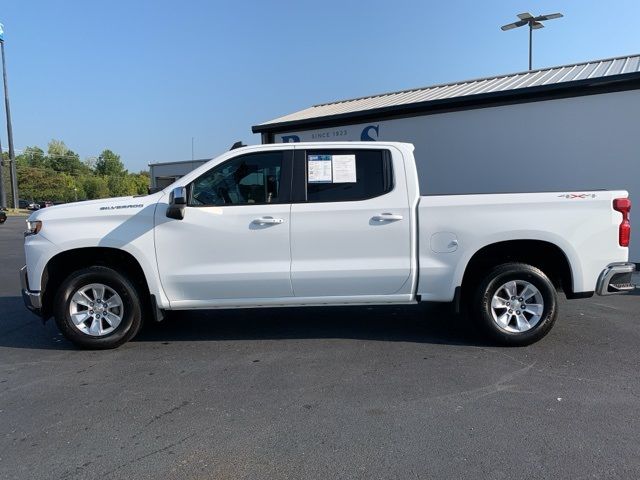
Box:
136 303 489 347
0 297 76 350
0 296 490 349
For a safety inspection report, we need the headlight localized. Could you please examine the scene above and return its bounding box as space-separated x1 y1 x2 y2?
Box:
25 220 42 236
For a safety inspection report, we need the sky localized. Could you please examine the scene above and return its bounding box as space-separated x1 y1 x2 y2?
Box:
0 0 639 171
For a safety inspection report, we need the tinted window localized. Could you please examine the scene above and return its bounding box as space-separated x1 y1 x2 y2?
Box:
189 152 283 206
306 150 393 202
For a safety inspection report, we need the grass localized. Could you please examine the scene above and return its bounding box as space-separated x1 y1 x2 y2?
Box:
3 208 30 216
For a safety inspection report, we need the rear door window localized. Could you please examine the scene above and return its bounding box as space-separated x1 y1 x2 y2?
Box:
303 149 393 203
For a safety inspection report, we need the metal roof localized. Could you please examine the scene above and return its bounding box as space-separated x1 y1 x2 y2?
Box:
254 54 640 132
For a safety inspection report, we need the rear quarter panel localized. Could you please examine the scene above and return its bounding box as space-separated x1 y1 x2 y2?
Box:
417 191 629 301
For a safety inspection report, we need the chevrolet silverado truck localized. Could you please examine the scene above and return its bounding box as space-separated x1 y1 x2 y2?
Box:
21 142 635 349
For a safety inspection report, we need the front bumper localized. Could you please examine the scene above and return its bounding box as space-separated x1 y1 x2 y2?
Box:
595 262 636 296
20 265 43 316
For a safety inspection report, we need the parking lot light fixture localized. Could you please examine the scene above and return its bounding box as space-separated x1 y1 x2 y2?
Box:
0 135 6 209
501 12 564 70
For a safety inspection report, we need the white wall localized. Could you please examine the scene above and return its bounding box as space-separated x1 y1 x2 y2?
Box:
274 90 640 261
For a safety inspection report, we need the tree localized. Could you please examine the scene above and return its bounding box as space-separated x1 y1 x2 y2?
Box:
81 175 110 199
106 172 149 197
46 139 90 176
130 173 150 195
95 149 125 176
17 146 46 169
1 152 11 206
17 167 69 202
84 156 97 172
47 139 68 157
13 141 148 203
57 173 78 202
107 175 128 197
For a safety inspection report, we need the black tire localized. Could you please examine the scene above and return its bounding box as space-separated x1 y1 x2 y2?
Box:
473 262 558 346
54 266 143 349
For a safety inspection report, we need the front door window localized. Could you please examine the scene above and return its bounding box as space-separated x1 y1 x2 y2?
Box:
190 152 283 206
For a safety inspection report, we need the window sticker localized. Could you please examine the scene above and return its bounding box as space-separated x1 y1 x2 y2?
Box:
332 155 357 183
308 155 333 183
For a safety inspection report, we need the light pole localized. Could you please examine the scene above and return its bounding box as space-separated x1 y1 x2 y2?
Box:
501 12 564 70
0 23 18 208
0 135 6 208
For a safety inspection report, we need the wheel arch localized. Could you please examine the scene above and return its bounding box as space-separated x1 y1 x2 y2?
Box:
40 247 151 320
459 239 578 304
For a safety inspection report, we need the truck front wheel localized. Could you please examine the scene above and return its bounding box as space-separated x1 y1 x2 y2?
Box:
54 266 143 349
473 262 558 346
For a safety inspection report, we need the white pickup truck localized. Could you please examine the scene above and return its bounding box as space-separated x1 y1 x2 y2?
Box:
21 142 635 349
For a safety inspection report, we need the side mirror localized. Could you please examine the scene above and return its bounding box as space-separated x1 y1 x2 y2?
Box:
166 186 187 220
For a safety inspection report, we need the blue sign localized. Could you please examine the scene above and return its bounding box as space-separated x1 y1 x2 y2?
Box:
0 24 4 41
360 125 379 141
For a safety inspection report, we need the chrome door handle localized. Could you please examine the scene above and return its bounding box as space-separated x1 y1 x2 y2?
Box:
252 217 284 225
371 213 403 222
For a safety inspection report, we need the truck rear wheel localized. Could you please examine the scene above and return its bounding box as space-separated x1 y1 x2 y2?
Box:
53 266 143 349
473 262 557 346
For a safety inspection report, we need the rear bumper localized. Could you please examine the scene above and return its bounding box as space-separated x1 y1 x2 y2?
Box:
595 262 636 296
20 265 43 316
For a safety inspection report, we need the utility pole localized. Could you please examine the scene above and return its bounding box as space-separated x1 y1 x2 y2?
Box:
0 135 6 208
191 137 195 161
0 25 18 208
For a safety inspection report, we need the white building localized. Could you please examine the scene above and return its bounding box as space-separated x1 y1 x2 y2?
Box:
252 54 640 262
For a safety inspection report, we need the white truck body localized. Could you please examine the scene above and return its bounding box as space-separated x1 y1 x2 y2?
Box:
269 85 640 263
21 142 635 347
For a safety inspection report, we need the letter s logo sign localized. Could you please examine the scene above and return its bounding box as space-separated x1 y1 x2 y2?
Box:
360 125 379 141
281 135 300 143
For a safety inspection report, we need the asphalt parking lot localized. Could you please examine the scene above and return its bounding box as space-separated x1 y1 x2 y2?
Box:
1 216 639 480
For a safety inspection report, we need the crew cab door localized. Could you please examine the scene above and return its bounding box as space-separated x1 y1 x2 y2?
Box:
154 149 293 306
290 147 412 298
